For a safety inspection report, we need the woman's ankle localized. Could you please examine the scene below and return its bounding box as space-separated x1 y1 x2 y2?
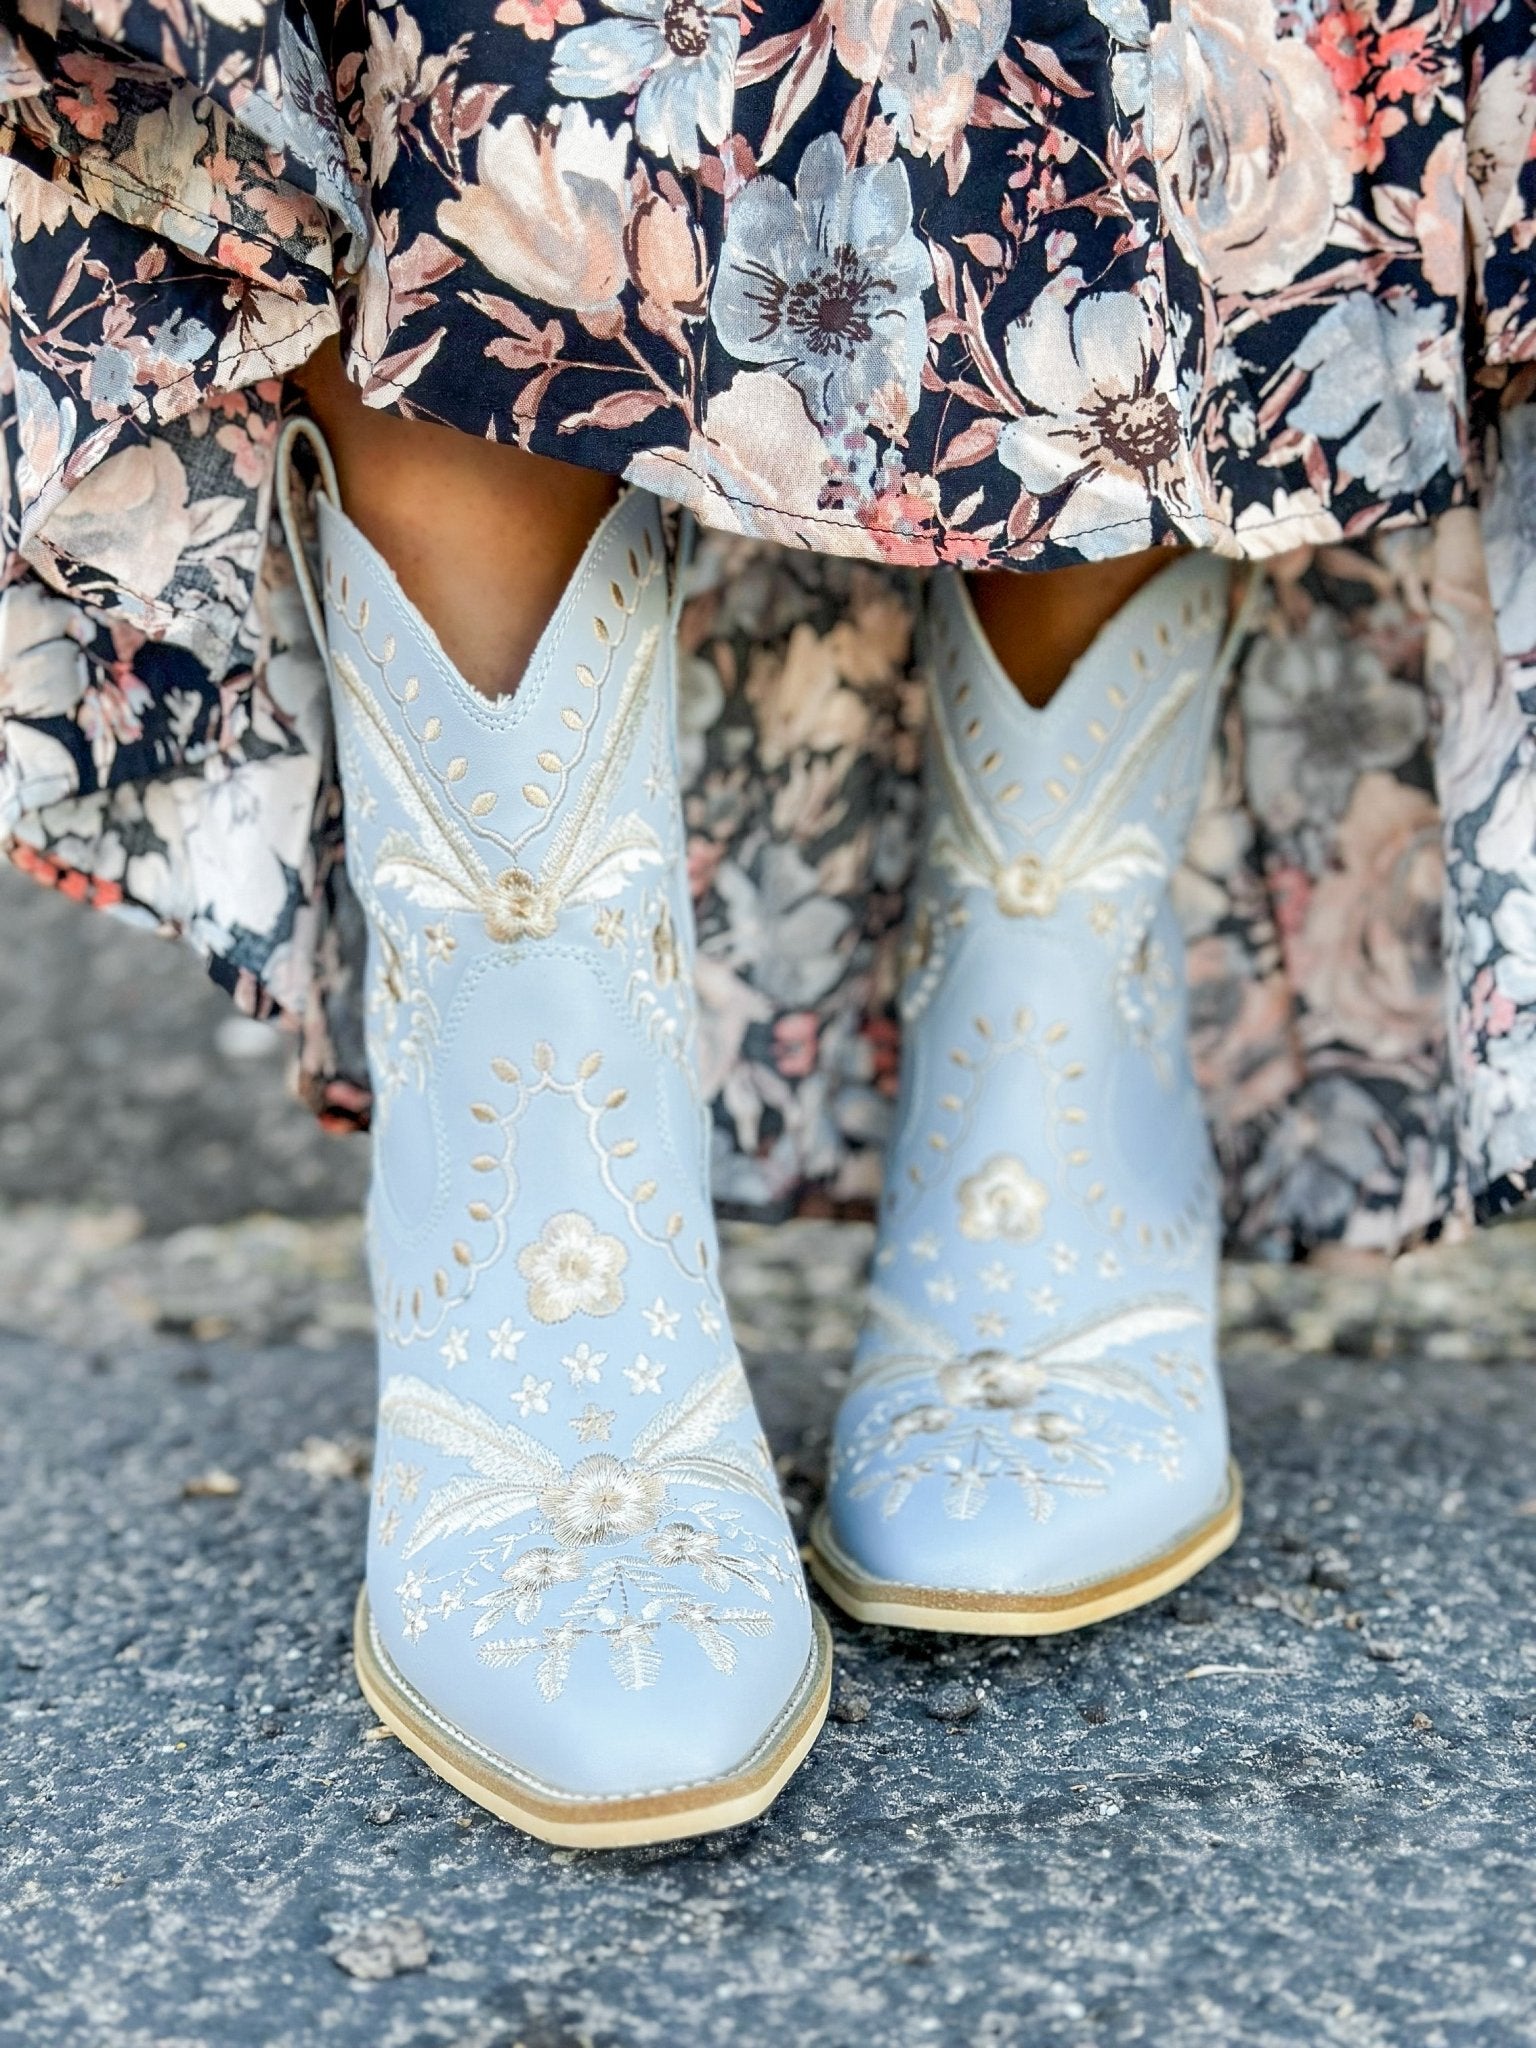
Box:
294 340 618 699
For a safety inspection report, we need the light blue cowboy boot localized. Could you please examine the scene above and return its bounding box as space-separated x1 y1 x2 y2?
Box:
277 420 829 1845
811 556 1246 1633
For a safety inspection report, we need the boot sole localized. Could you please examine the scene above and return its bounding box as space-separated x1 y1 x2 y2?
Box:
807 1460 1243 1635
353 1589 833 1848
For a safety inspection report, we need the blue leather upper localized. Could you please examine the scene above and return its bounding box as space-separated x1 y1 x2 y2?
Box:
311 474 814 1800
825 556 1235 1597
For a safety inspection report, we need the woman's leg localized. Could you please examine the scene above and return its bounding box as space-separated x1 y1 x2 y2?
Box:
295 339 617 699
967 548 1179 709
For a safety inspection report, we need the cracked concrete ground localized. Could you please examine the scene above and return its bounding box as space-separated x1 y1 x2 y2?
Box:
3 868 1536 2048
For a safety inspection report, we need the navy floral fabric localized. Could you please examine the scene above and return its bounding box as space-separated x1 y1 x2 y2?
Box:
1 0 1536 1255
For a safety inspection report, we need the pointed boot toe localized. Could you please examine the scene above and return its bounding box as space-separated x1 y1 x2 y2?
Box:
812 556 1246 1634
280 424 829 1844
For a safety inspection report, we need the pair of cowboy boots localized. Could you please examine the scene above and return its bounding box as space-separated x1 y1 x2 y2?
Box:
279 419 1243 1848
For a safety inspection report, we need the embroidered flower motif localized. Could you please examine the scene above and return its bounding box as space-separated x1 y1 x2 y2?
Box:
499 1546 585 1617
570 1402 616 1442
956 1155 1050 1243
994 852 1062 920
550 0 739 170
513 1373 554 1416
646 1521 722 1568
439 1327 470 1369
711 134 933 434
625 1352 666 1394
489 1318 527 1363
484 867 562 943
517 1211 629 1321
561 1340 608 1385
642 1295 681 1338
999 275 1185 560
539 1454 670 1546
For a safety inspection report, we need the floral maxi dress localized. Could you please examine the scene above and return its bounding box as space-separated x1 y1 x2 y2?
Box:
2 0 1536 1259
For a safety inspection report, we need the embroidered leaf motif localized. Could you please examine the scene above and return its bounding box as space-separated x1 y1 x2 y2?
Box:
333 620 666 946
608 1620 663 1691
631 1362 751 1462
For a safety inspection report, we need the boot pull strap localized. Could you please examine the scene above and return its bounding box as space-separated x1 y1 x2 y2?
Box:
275 413 342 668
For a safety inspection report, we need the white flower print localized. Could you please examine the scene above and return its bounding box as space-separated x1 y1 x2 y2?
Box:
561 1340 608 1386
517 1211 629 1322
513 1374 554 1417
979 1261 1013 1293
956 1154 1050 1244
1026 1285 1062 1316
625 1352 666 1395
642 1295 681 1338
999 274 1187 560
1049 1244 1079 1274
550 0 739 171
695 1301 722 1338
973 1309 1007 1340
489 1318 527 1363
711 134 933 434
439 1327 470 1370
925 1273 959 1304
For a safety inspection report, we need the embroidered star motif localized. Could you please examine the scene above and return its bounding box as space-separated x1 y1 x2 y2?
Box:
979 1261 1013 1294
910 1233 942 1263
625 1353 665 1396
925 1273 959 1305
423 922 457 966
973 1309 1007 1340
642 1296 681 1340
1096 1250 1123 1279
593 906 626 948
570 1403 615 1443
696 1300 723 1338
1048 1243 1080 1275
439 1327 469 1370
512 1374 553 1417
1026 1285 1062 1317
488 1318 526 1363
561 1341 607 1387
